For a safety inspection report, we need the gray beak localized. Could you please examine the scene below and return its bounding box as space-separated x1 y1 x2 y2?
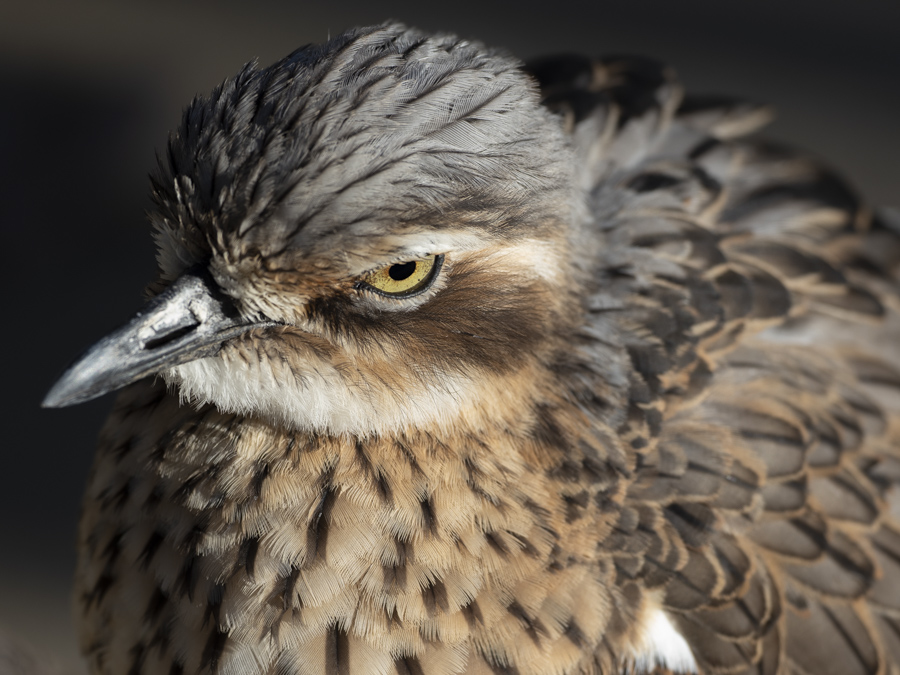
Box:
42 267 272 408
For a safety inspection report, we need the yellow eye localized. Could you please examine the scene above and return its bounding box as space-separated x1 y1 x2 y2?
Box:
361 254 444 298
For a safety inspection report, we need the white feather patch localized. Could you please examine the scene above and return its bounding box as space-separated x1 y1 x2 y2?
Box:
631 610 698 674
164 350 474 436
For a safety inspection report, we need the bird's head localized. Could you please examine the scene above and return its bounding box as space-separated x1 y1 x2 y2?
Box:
44 22 590 436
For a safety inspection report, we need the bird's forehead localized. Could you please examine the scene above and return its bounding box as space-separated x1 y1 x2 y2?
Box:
152 22 571 274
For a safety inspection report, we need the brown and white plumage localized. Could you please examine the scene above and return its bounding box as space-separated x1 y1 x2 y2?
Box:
45 22 900 675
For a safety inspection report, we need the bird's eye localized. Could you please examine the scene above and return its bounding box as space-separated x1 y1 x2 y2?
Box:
360 254 444 298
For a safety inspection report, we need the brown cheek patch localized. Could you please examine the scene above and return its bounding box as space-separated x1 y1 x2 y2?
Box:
307 258 563 378
239 326 344 373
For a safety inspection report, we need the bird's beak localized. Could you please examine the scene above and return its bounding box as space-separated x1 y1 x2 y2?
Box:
43 266 271 408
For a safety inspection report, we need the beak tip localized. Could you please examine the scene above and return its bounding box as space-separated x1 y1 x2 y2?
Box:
41 372 93 409
42 353 115 408
41 392 61 408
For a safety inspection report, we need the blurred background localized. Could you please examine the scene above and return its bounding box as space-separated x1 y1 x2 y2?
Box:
1 1 898 672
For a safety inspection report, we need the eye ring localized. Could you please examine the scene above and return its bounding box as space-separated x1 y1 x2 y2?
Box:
358 254 444 299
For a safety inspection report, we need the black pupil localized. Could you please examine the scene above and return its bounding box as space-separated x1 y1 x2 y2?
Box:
388 261 417 281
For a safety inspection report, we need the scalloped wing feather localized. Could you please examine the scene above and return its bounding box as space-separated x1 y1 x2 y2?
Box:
531 53 900 674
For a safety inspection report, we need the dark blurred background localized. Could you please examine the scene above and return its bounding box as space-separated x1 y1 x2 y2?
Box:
1 1 898 672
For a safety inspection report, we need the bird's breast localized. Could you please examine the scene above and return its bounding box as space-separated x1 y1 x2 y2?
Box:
76 380 674 674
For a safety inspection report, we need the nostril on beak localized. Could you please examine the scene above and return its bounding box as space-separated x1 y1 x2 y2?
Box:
144 322 200 351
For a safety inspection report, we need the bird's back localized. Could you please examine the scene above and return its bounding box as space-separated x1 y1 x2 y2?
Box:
528 53 900 674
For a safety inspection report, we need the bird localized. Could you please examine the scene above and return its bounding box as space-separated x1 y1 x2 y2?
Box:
42 20 900 675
